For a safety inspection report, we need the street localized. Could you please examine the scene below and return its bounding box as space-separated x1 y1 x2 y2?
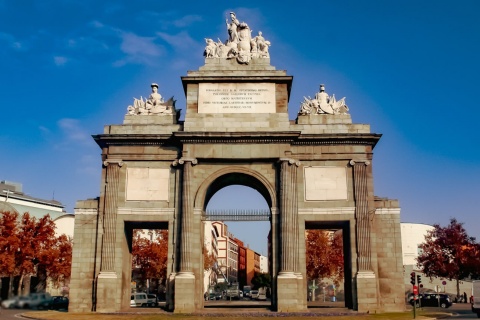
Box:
412 302 477 319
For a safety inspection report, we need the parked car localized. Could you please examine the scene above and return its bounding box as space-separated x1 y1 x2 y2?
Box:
1 296 19 309
130 297 136 307
131 293 148 307
147 294 158 307
409 293 452 308
38 296 69 310
250 290 259 300
16 293 52 309
257 292 267 301
207 292 223 300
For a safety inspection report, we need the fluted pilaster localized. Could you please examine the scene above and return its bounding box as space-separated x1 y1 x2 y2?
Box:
173 158 197 273
278 158 299 274
350 160 373 272
100 159 123 272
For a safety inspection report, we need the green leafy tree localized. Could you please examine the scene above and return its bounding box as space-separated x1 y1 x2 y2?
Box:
251 272 271 290
417 218 480 298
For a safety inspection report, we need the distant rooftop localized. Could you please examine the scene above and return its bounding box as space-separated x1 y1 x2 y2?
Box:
0 180 65 219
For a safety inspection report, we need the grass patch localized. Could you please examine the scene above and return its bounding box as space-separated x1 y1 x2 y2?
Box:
22 310 450 320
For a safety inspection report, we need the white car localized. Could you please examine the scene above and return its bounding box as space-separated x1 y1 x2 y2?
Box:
250 290 259 299
1 296 19 309
131 293 148 307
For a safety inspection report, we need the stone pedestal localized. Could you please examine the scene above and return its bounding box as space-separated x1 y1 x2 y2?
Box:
96 272 119 312
356 271 378 313
174 272 196 313
277 272 301 312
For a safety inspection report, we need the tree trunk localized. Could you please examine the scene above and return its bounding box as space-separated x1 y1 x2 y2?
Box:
456 278 460 300
19 272 25 296
8 275 14 298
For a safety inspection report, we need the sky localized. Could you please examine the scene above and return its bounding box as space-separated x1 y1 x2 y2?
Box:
1 1 479 255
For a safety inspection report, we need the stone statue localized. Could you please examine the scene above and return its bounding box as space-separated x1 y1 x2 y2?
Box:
126 83 176 116
226 12 240 45
203 12 272 64
204 38 217 58
254 31 270 58
298 84 349 116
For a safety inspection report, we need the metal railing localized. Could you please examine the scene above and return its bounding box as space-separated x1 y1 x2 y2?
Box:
203 209 270 221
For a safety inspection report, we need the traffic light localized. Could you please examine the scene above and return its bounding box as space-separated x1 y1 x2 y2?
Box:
417 275 422 285
410 272 416 285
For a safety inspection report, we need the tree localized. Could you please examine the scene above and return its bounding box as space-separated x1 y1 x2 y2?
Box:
0 211 21 297
203 244 216 271
305 229 344 286
417 218 480 298
16 213 57 294
45 234 73 288
132 229 169 288
251 272 271 290
1 211 73 296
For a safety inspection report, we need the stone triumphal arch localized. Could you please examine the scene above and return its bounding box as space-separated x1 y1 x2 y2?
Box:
69 12 404 314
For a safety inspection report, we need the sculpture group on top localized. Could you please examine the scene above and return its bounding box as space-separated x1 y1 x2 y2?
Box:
298 84 349 116
204 12 271 64
126 83 176 116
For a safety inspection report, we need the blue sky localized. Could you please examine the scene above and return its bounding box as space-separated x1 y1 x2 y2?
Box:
1 1 479 254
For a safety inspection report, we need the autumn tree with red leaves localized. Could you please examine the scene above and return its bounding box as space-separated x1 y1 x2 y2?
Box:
0 211 73 297
0 211 21 297
132 229 169 289
305 229 344 286
203 244 216 271
47 234 73 287
417 218 480 299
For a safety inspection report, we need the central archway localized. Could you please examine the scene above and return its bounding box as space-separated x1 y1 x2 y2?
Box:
194 166 276 211
195 167 277 310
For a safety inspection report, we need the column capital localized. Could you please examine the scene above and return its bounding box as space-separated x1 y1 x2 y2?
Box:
278 158 300 166
103 159 123 167
173 158 198 167
349 159 370 166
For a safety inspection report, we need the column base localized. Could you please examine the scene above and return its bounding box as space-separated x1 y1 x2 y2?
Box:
295 273 307 310
174 272 196 313
96 272 119 312
356 271 378 313
277 272 305 312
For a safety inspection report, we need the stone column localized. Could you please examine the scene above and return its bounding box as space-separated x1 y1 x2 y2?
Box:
350 159 377 312
291 160 306 310
173 158 197 313
277 158 303 311
96 159 123 312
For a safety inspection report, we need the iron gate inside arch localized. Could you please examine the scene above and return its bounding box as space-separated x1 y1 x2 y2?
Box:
203 209 270 221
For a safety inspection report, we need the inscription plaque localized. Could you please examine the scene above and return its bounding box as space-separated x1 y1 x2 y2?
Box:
198 83 275 113
126 168 169 201
304 167 348 201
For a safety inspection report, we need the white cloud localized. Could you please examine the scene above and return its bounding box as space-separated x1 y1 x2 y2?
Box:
54 56 68 66
0 32 27 52
112 31 164 67
120 32 162 56
173 15 203 28
156 31 197 52
57 118 91 145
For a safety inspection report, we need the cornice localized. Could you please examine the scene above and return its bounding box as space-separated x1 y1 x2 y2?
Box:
92 132 381 148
